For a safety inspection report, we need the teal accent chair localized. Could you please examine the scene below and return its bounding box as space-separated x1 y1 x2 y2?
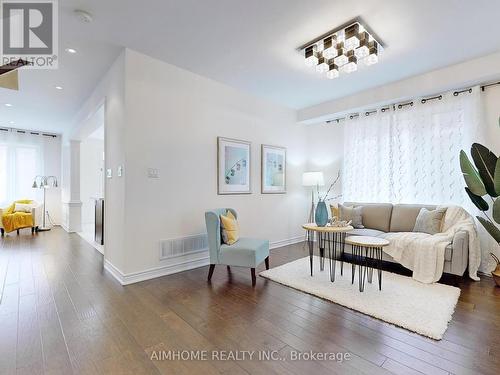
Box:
205 209 270 286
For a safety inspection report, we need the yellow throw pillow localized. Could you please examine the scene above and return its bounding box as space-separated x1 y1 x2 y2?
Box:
220 210 239 245
330 204 339 220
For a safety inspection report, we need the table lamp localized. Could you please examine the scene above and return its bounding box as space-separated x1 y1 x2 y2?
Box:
302 171 324 223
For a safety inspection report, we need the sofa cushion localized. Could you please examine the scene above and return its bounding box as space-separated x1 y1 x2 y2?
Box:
14 203 33 213
220 210 239 245
389 204 436 232
347 228 385 237
339 204 364 228
413 207 447 234
344 202 393 232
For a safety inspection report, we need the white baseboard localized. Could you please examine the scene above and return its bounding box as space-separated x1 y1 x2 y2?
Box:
270 235 305 249
103 235 304 285
103 259 126 284
104 255 210 285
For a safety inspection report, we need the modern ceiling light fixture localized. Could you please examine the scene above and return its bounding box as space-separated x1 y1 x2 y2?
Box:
326 63 339 80
299 17 384 79
316 56 329 73
304 45 318 67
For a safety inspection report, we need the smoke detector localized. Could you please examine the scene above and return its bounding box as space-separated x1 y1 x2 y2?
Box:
74 9 93 23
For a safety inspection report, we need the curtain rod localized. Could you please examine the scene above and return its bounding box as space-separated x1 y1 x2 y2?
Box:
325 80 500 124
421 94 442 104
325 117 345 124
481 81 500 91
0 126 59 138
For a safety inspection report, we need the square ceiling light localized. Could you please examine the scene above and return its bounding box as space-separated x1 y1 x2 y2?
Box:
299 18 384 79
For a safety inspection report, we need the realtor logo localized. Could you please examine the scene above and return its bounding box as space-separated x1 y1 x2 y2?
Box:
0 0 58 69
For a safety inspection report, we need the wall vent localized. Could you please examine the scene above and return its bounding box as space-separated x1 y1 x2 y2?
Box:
159 233 208 261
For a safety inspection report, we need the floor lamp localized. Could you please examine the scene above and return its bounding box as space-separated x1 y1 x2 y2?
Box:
32 175 58 231
302 171 325 223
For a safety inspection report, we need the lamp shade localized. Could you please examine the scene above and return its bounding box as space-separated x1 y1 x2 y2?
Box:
32 175 58 189
302 171 325 187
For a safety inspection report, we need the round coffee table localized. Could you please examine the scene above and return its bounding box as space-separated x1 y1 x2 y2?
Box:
345 236 389 292
302 223 353 281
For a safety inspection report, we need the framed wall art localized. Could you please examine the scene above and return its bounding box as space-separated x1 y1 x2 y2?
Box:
261 144 286 194
217 137 251 194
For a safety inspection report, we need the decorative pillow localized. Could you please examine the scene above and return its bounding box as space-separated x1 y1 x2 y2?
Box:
413 207 447 235
220 210 239 245
338 204 364 228
13 203 33 213
330 204 339 220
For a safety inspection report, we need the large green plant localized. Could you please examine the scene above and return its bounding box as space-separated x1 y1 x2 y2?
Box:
460 143 500 244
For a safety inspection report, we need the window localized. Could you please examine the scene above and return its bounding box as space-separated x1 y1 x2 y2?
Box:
0 131 44 207
343 89 482 206
0 145 7 204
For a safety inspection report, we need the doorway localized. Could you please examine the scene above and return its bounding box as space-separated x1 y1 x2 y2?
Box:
77 105 105 254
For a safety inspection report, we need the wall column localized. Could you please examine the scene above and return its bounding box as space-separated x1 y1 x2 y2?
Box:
61 140 82 232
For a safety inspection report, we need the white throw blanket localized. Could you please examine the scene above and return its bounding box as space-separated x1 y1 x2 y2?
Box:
382 206 480 283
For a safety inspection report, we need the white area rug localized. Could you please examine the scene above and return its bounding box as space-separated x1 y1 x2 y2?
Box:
259 256 460 340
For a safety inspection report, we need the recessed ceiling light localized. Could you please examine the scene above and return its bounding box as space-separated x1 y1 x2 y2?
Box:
74 9 93 23
65 48 77 54
5 103 12 107
55 86 63 90
9 121 14 124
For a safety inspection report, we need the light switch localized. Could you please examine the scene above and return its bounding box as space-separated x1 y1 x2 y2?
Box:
147 168 160 178
106 168 112 178
117 165 123 177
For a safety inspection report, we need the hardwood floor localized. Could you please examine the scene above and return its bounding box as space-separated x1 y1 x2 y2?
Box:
0 227 499 375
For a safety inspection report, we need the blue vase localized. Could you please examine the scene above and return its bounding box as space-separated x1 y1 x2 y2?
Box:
315 201 328 227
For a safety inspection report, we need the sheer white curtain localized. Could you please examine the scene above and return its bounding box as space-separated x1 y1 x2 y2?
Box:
343 87 483 206
0 129 45 207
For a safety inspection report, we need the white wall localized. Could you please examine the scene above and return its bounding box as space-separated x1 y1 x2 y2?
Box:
122 49 309 275
481 86 500 154
65 51 127 271
67 49 310 280
80 138 104 225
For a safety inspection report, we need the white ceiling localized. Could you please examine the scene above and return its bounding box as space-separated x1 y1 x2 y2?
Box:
87 125 104 140
1 0 500 133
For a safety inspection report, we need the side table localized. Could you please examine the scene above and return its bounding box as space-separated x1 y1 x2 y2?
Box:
302 224 353 281
345 235 389 292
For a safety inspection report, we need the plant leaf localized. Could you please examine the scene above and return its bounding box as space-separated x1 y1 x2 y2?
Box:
460 150 486 196
471 143 499 197
477 216 500 243
493 198 500 224
495 158 500 196
465 187 489 211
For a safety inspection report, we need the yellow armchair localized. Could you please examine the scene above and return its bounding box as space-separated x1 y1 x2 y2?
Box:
0 200 42 236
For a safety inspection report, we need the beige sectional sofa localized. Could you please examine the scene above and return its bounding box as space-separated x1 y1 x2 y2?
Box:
342 202 469 276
